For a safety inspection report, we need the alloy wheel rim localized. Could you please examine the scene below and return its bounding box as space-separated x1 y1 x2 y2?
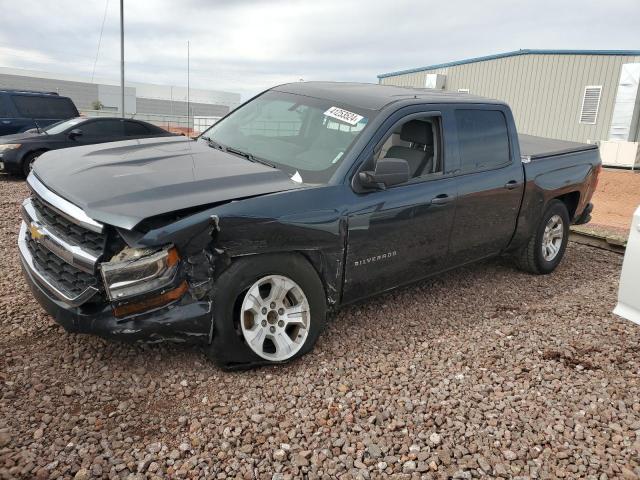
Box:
240 275 310 361
541 214 564 261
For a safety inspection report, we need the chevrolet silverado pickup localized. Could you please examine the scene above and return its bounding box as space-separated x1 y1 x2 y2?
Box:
18 82 601 368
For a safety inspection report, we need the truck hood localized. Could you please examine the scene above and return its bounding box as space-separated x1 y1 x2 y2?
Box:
32 136 304 230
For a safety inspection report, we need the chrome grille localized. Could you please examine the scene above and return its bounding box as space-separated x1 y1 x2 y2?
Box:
26 235 99 297
31 195 106 255
19 174 107 307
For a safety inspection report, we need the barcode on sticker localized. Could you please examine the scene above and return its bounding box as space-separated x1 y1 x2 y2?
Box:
324 106 364 126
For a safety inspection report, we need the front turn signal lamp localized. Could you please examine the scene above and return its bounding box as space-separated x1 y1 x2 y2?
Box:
101 246 181 301
113 281 189 318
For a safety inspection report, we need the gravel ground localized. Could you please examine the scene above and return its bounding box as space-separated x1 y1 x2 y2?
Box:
1 175 640 480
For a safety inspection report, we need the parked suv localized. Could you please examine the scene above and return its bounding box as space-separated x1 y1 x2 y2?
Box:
0 89 79 136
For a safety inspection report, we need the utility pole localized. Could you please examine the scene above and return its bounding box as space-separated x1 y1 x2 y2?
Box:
187 41 190 134
120 0 125 117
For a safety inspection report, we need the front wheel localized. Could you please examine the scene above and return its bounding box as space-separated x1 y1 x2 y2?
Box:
207 254 326 368
516 200 570 274
22 151 44 177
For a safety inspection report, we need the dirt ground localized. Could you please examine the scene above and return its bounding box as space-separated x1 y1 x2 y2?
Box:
1 175 640 479
588 169 640 237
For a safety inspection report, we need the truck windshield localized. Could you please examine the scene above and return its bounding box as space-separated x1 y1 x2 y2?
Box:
200 90 373 184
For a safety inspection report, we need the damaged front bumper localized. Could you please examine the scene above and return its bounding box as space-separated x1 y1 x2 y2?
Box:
20 250 212 343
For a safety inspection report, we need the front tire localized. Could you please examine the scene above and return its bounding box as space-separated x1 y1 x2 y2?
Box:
207 254 326 368
516 200 570 274
22 151 44 177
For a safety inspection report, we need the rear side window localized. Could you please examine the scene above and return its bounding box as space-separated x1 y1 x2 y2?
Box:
80 119 124 137
0 97 9 117
11 95 78 118
455 109 510 172
124 121 151 136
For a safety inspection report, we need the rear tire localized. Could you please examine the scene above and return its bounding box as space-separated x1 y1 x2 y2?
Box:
22 151 44 177
516 200 570 274
207 253 326 369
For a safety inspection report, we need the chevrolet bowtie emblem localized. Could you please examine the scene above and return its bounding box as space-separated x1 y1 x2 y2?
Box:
29 222 45 241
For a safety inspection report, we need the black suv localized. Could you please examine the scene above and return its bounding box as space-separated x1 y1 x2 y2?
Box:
0 89 79 136
0 116 176 176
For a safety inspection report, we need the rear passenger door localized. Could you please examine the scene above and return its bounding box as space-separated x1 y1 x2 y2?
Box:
0 95 16 135
448 107 524 265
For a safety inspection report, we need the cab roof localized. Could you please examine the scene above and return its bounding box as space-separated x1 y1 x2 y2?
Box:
274 81 504 111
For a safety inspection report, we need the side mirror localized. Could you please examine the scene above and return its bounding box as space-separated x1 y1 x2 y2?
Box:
68 128 83 139
358 158 409 190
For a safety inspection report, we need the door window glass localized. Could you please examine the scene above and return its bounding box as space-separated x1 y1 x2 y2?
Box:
12 95 78 118
374 116 443 180
124 121 151 136
80 120 124 137
0 98 9 117
455 110 510 172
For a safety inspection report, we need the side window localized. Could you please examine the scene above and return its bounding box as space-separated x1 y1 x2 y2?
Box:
374 115 443 180
455 109 510 172
124 121 151 136
0 97 9 117
12 95 78 118
80 120 124 137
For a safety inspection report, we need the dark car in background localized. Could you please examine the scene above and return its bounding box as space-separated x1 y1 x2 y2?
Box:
0 117 176 176
0 89 79 136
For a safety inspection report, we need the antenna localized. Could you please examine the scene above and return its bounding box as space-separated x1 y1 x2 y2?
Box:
120 0 125 118
187 40 190 136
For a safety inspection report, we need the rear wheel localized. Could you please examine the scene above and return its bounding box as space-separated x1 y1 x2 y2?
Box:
207 254 326 368
22 151 45 177
516 200 570 274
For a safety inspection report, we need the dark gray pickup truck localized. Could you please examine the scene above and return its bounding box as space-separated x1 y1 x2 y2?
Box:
18 82 601 368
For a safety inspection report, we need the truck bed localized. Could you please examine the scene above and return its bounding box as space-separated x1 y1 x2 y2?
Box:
519 134 598 160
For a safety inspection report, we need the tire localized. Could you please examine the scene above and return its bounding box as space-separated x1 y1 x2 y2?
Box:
22 151 45 177
207 253 326 369
516 199 570 275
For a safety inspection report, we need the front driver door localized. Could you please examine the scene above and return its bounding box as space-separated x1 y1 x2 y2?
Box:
342 108 459 304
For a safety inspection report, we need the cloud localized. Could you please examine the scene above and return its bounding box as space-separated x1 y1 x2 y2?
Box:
0 0 638 100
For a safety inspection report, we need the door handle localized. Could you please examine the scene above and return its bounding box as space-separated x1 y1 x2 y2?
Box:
504 180 519 190
430 194 453 205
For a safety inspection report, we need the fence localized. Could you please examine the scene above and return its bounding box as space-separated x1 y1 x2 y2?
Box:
80 110 221 137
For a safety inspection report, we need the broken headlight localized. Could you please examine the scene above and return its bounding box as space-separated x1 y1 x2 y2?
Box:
100 246 181 301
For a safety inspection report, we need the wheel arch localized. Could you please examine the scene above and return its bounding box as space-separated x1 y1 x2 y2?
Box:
554 191 580 220
221 249 336 309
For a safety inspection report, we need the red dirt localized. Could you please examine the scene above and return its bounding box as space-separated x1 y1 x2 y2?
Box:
589 169 640 238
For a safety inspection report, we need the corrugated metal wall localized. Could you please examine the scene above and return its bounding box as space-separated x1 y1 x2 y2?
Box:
0 74 99 110
380 54 640 143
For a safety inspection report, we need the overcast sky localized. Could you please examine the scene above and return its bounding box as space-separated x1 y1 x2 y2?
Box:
0 0 638 100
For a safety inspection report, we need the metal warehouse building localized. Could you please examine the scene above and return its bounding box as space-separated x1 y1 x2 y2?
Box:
378 50 640 167
0 67 241 133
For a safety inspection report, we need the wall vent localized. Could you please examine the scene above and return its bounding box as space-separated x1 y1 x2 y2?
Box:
579 86 602 124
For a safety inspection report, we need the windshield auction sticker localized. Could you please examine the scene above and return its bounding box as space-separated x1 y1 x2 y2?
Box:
324 106 364 126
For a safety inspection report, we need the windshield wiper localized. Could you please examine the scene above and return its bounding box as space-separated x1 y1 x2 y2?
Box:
201 136 226 151
225 146 277 169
